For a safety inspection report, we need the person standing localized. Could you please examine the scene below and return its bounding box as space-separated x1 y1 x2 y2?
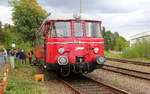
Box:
10 49 15 69
16 50 20 60
2 48 7 64
19 50 26 64
27 50 33 64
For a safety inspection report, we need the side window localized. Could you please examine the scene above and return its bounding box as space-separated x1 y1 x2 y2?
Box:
74 22 83 37
47 24 51 32
46 23 51 37
36 32 42 46
37 26 45 45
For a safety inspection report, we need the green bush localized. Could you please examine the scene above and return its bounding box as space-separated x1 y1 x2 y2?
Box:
122 39 150 59
4 29 33 51
16 41 33 52
4 30 18 49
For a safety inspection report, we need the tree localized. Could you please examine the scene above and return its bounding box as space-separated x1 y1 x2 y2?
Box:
0 21 2 31
114 36 129 51
10 0 48 41
103 29 129 51
0 21 5 44
3 23 11 30
103 30 115 51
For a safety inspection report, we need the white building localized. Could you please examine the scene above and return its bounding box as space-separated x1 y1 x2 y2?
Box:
130 31 150 46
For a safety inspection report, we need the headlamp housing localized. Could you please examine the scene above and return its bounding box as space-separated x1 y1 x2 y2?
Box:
58 48 65 54
58 56 68 65
94 47 99 53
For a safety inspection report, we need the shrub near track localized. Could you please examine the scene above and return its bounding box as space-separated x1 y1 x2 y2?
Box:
123 39 150 59
5 59 45 94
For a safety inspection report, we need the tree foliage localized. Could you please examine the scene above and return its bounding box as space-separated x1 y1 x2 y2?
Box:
4 29 18 49
10 0 48 41
0 21 3 44
0 22 11 44
114 36 129 51
102 27 129 51
0 21 2 30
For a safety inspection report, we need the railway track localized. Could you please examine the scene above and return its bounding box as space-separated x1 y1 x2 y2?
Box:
60 75 131 94
38 65 130 94
102 64 150 81
106 57 150 66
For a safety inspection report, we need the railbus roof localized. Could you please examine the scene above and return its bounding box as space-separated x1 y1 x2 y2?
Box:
45 13 101 21
36 13 101 34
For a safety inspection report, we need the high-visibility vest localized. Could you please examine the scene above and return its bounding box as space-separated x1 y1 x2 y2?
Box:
27 52 32 58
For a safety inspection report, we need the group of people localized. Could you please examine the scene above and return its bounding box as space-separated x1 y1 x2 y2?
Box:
2 48 33 69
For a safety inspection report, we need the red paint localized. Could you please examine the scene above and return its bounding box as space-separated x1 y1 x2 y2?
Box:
35 20 104 65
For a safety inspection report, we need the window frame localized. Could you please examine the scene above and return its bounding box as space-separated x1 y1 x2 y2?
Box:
85 21 102 38
46 21 72 38
73 21 84 38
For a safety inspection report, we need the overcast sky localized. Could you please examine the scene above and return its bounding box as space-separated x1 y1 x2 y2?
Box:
0 0 150 40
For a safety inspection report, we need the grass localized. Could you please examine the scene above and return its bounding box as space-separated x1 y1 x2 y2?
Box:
130 57 150 63
104 51 123 59
110 78 120 86
105 51 150 63
0 64 11 83
5 58 46 94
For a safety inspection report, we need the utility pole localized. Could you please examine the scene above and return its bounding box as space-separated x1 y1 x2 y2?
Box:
80 0 83 14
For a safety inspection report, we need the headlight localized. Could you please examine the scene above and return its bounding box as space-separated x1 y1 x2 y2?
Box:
94 48 99 53
58 48 65 54
58 56 68 65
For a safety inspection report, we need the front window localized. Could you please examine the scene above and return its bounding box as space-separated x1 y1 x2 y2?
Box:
86 22 102 38
50 22 71 37
74 22 83 37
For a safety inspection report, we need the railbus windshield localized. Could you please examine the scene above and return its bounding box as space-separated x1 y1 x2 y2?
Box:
74 22 83 37
86 22 102 38
50 22 71 37
47 21 102 38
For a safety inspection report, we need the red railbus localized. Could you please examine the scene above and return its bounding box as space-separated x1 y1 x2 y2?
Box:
35 13 105 76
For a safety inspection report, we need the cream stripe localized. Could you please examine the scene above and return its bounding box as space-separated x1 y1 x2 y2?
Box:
47 42 104 44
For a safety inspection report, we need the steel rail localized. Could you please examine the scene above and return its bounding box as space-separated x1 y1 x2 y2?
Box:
37 61 131 94
106 57 150 66
60 75 131 94
59 79 83 94
37 65 83 94
102 64 150 80
83 75 131 94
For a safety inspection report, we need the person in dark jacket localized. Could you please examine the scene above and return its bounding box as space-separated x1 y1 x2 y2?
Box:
19 50 26 64
16 50 20 60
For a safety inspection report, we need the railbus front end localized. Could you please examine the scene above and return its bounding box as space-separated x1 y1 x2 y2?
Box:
34 14 105 76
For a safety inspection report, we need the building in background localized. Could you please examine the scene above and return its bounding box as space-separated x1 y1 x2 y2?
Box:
130 31 150 46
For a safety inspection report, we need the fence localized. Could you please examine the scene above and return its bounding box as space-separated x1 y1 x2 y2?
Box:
0 52 5 71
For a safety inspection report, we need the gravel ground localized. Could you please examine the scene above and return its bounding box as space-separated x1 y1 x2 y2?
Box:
86 68 150 94
36 68 75 94
106 60 150 73
36 60 150 94
42 80 74 94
